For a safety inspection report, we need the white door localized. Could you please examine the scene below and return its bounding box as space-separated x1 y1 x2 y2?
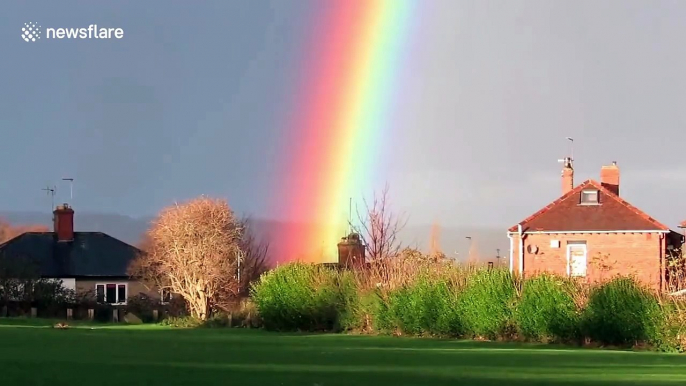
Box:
567 243 587 277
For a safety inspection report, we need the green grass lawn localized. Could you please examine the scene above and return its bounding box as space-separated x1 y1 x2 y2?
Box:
1 319 685 385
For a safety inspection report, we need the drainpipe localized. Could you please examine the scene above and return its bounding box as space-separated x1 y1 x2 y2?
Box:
659 233 665 293
507 232 514 273
518 224 524 277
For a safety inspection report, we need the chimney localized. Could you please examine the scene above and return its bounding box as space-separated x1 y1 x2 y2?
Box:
53 203 74 242
561 157 574 195
337 233 365 269
600 161 620 196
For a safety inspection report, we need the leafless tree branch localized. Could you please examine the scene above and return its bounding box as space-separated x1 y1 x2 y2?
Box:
351 184 407 261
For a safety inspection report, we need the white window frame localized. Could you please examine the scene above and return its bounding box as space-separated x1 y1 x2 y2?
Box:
580 189 599 205
566 242 588 277
95 282 128 305
160 288 173 305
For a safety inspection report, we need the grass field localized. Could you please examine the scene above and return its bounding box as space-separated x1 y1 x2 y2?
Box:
1 319 685 385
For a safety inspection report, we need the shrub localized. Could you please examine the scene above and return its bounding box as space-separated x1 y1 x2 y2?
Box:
659 298 686 352
251 263 358 331
583 277 664 347
202 313 230 328
516 274 580 342
456 268 516 339
229 300 262 328
126 294 158 323
373 276 462 336
159 315 202 328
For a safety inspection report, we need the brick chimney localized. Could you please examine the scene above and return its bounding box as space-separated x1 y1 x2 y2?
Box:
561 157 574 195
337 233 365 269
53 203 74 242
600 161 620 196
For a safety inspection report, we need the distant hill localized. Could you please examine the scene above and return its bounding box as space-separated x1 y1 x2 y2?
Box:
0 211 510 265
0 211 152 247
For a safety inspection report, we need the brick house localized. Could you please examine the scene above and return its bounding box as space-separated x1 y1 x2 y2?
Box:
0 204 160 304
508 160 683 291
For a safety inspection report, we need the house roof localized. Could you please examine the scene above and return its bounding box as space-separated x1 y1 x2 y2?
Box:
508 179 670 233
0 232 141 278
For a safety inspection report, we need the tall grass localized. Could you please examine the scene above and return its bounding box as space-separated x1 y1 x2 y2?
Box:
250 263 356 331
457 269 517 340
251 257 686 352
516 274 581 342
583 277 665 347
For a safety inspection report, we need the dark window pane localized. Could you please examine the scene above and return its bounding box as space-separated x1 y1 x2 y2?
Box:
162 289 172 303
118 285 126 303
96 285 105 303
106 284 116 304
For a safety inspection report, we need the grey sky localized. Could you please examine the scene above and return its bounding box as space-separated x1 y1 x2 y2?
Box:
1 0 686 238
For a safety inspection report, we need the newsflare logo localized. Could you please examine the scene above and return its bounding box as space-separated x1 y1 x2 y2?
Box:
21 22 124 43
21 22 41 42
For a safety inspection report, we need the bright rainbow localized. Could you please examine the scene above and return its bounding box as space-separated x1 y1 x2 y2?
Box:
274 0 414 263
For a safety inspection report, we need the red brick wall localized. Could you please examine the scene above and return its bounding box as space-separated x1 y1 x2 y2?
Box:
510 232 666 291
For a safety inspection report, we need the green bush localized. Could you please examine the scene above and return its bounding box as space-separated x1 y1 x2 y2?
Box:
583 277 665 347
516 274 580 342
374 277 462 336
251 263 358 331
159 315 202 328
456 269 516 339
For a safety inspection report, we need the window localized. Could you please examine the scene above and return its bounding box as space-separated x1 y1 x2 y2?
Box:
160 288 172 304
106 284 116 304
580 189 599 205
118 285 127 303
567 241 587 277
96 285 105 303
95 283 127 304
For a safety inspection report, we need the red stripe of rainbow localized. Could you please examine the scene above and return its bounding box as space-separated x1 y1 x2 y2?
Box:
275 0 414 263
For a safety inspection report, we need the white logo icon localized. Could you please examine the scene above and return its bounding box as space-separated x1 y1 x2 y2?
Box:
21 22 41 42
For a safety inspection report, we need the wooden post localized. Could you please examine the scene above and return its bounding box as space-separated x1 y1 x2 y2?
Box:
88 309 94 320
152 309 159 322
31 307 37 318
228 313 233 328
112 309 119 323
66 308 73 320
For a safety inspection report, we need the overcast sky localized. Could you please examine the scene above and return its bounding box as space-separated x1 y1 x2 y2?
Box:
2 0 686 232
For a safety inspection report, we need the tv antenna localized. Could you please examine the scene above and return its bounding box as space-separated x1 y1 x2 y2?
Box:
566 137 574 161
42 185 56 212
557 137 575 168
62 178 74 201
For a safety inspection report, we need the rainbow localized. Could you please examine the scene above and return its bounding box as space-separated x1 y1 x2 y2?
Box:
273 1 414 263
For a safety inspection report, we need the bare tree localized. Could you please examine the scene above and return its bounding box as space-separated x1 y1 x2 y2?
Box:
128 196 243 320
353 184 407 261
236 217 270 296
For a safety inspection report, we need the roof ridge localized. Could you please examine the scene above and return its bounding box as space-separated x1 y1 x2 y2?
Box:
508 180 594 232
590 180 669 231
508 179 670 232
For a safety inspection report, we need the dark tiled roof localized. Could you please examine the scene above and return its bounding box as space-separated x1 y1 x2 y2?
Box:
0 232 141 277
508 180 669 233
